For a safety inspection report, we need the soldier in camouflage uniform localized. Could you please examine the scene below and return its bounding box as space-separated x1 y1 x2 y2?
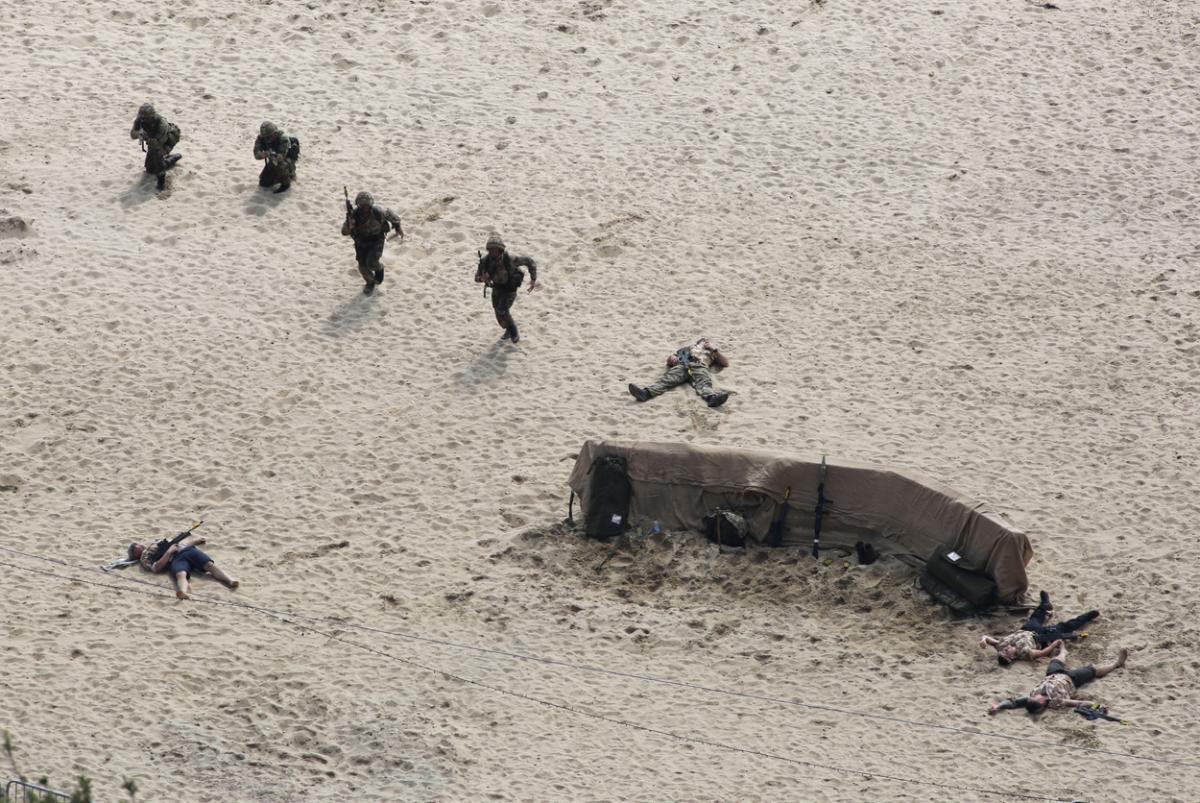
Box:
628 337 731 407
254 121 295 194
341 191 404 294
129 103 181 191
474 234 538 344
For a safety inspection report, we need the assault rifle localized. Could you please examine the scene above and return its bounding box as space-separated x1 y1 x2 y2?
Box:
812 455 828 559
138 131 147 152
343 186 353 219
149 520 204 562
478 249 491 298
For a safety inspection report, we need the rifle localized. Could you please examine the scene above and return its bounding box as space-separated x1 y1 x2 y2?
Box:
478 249 490 298
343 186 354 220
812 456 827 559
150 520 204 561
768 486 791 548
139 131 147 152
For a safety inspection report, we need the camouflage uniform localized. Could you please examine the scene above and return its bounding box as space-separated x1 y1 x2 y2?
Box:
630 338 729 407
475 234 538 343
129 103 181 189
341 191 403 293
254 121 296 192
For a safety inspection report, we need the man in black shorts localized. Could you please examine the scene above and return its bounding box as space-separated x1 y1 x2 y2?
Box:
987 641 1128 716
979 590 1100 666
130 532 239 600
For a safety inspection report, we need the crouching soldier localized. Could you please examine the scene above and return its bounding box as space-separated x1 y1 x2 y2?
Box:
254 121 297 194
341 191 403 294
130 103 181 192
475 234 538 343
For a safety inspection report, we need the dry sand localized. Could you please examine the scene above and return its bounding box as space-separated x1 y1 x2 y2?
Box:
2 0 1199 800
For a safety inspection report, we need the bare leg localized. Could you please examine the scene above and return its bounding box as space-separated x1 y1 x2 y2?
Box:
204 561 239 590
174 570 190 600
1094 648 1128 678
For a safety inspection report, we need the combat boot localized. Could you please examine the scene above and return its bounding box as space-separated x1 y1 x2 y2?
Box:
374 267 384 285
274 183 290 194
363 281 376 295
628 384 651 402
706 392 730 408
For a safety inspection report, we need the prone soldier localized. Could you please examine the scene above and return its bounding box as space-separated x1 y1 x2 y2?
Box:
341 190 404 294
254 121 297 194
129 103 181 192
474 234 538 343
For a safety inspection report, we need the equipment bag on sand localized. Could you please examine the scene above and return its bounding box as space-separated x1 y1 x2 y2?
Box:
583 456 632 538
919 545 998 615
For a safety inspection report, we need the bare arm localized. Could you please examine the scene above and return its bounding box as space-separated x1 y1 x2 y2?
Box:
1031 640 1062 659
979 635 999 650
151 544 179 573
987 698 1024 716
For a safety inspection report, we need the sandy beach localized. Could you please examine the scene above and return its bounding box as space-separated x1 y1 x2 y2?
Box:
2 0 1199 800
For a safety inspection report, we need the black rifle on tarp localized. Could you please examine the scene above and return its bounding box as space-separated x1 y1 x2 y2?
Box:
812 456 827 559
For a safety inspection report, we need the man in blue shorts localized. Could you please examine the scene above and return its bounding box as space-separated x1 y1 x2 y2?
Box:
987 641 1128 716
130 532 239 600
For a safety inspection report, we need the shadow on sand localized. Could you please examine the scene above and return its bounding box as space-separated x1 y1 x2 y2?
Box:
455 339 515 390
321 286 381 338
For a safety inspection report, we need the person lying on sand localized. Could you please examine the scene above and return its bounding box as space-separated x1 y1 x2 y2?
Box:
129 534 239 600
980 590 1099 665
988 641 1127 716
628 337 730 408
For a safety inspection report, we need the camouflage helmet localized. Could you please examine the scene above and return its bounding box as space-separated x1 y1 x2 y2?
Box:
260 120 279 137
137 103 156 118
485 233 505 251
354 191 374 207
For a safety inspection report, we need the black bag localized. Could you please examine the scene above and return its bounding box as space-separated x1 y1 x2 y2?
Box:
703 509 748 548
583 456 631 538
919 545 998 615
287 136 301 161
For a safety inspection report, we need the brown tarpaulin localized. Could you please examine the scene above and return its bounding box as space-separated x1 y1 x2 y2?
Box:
567 439 1033 603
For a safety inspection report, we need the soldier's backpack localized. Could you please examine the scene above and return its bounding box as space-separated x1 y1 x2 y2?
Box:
919 545 999 616
582 456 632 538
287 136 300 161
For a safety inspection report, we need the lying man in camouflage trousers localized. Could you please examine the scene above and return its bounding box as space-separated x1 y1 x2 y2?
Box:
129 103 181 191
628 337 730 408
254 121 296 194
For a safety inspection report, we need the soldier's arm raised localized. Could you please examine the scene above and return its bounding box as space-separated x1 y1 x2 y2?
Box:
130 120 141 139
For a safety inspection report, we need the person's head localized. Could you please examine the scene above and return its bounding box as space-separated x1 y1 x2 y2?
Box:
1024 695 1048 715
137 103 156 120
260 120 279 139
485 233 505 255
997 646 1017 666
128 543 145 561
355 191 374 209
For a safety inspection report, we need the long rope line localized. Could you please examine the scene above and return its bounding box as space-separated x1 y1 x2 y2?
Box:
0 557 1077 803
2 543 1197 773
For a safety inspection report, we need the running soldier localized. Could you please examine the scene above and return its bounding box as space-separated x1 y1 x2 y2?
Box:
129 103 181 191
628 337 731 408
254 121 296 194
341 191 404 294
474 234 538 343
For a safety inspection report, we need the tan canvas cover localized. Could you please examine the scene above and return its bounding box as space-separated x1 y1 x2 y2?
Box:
567 440 1033 603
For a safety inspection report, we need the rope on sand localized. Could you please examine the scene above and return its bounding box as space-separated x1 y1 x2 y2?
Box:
4 541 1198 777
0 554 1080 803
